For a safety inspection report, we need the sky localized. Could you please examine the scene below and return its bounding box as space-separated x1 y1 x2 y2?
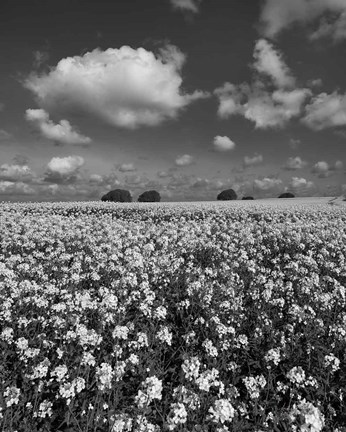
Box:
0 0 346 202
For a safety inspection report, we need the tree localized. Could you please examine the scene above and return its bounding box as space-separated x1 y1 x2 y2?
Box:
101 189 132 202
217 189 237 201
278 192 295 198
242 196 254 200
138 190 161 202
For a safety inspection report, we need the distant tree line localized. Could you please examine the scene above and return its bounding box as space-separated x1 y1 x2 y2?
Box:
101 189 162 203
101 188 296 202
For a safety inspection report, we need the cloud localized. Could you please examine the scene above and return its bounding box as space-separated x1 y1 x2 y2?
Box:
289 177 315 194
170 0 202 13
284 156 307 170
254 177 282 191
45 184 59 195
167 173 192 187
302 92 346 130
243 153 263 167
0 181 36 195
37 183 94 200
123 174 148 187
213 135 236 152
260 0 346 41
118 163 136 172
307 78 323 88
33 50 50 69
214 40 311 129
44 155 85 183
175 154 194 166
0 164 34 182
24 45 207 129
247 88 310 129
0 129 12 141
26 109 91 145
208 179 228 191
88 171 121 188
191 177 210 189
157 170 170 178
89 174 104 184
311 161 330 177
285 177 316 196
144 179 162 190
310 11 346 41
253 39 295 88
13 155 29 166
215 82 310 129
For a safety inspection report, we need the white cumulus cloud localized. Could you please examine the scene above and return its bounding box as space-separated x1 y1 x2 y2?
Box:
289 177 315 193
215 82 310 130
260 0 346 41
170 0 202 13
253 39 295 88
26 109 91 145
191 177 210 189
175 154 194 166
311 161 330 177
213 135 236 152
243 154 263 167
118 163 136 172
214 39 310 129
24 45 207 129
310 11 346 41
284 156 307 170
254 177 282 191
302 92 346 130
89 174 104 184
0 164 34 181
45 155 85 183
0 181 35 195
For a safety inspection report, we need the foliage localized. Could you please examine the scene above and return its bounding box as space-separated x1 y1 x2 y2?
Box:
101 189 132 202
138 190 161 203
278 192 295 198
217 189 237 201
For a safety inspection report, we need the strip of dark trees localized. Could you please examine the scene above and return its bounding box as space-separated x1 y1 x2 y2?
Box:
278 192 295 198
101 188 297 202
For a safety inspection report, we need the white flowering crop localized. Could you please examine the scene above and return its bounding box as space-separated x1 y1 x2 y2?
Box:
289 399 325 431
208 398 235 424
96 362 114 391
0 200 345 430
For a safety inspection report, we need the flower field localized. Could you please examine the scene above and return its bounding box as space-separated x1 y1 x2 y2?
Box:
0 200 346 431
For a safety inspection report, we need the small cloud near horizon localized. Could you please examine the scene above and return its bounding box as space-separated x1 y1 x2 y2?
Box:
175 154 194 166
213 135 236 152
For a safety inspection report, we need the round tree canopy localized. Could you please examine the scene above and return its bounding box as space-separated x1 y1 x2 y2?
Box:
138 190 161 202
101 189 132 202
278 192 295 198
217 189 237 201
